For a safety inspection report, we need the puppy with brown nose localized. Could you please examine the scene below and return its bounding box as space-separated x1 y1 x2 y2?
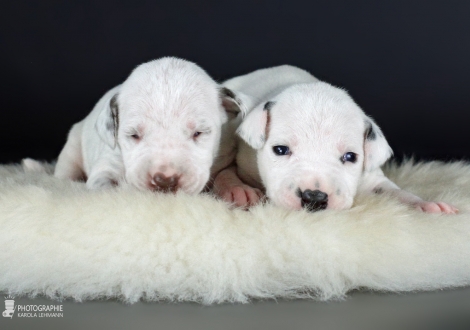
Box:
54 57 248 194
214 65 457 214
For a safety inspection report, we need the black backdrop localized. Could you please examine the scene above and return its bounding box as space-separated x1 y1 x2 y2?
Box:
1 1 469 164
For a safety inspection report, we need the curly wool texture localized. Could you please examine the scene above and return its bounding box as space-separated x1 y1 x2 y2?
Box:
0 161 469 304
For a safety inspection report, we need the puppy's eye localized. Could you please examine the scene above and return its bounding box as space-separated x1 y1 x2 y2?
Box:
272 145 291 156
130 133 140 141
193 131 202 139
341 152 357 164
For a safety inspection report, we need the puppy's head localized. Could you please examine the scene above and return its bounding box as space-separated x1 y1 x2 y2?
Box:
95 57 245 194
237 82 392 211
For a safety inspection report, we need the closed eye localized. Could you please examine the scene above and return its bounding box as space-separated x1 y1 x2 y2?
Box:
192 129 211 141
128 132 141 141
124 125 143 142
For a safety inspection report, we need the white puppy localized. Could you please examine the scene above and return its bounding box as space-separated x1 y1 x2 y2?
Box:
54 57 247 194
214 65 457 214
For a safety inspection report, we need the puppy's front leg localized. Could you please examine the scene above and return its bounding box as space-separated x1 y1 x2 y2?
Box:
86 161 123 190
213 166 264 208
86 173 119 190
360 169 458 214
54 123 86 181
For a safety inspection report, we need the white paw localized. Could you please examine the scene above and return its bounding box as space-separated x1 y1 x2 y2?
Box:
86 177 118 190
22 158 48 174
413 201 459 214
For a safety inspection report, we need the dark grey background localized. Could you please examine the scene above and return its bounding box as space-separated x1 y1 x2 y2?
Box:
1 0 469 164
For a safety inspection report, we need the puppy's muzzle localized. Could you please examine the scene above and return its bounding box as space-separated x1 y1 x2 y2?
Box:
299 189 328 212
151 173 180 193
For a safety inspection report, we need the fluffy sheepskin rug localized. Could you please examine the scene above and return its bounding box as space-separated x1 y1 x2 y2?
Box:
0 160 470 304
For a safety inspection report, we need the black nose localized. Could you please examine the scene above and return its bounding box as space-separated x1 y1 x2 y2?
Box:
300 189 328 212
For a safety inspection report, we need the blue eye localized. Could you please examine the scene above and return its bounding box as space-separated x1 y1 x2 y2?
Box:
273 145 290 156
341 152 357 163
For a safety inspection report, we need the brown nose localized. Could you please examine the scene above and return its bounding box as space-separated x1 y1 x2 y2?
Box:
152 173 179 192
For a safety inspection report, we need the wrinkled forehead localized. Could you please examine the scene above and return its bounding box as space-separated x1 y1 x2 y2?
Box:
269 84 366 147
118 61 221 124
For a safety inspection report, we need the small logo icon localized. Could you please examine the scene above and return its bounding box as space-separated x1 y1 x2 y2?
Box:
3 296 15 318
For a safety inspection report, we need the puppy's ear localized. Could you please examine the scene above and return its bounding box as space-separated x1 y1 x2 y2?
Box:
219 87 255 119
363 117 393 171
236 101 274 150
95 93 119 149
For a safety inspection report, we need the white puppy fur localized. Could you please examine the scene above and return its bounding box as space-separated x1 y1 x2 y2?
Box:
214 65 457 214
54 57 247 194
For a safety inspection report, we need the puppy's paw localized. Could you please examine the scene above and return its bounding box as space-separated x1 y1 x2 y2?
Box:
218 184 264 208
22 158 48 174
86 177 119 190
413 201 458 214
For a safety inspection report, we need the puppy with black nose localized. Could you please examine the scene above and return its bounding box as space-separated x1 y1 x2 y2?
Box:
54 57 247 194
214 65 457 214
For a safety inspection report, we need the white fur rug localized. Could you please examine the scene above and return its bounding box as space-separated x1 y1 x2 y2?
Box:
1 161 470 304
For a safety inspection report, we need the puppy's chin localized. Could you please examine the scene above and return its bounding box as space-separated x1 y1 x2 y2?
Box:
326 196 354 211
171 166 211 195
178 172 210 195
125 171 209 195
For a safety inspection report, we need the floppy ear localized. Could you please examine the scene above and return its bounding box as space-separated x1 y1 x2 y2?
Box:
363 116 393 171
95 93 119 149
236 101 274 150
219 87 255 119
